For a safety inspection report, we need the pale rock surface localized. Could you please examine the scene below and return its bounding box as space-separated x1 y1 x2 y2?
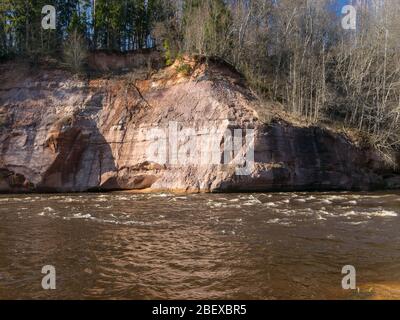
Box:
0 59 399 193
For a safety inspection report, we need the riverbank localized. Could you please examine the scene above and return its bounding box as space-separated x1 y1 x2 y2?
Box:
1 57 400 193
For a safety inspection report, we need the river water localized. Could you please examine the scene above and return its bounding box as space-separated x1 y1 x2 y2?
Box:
0 191 399 300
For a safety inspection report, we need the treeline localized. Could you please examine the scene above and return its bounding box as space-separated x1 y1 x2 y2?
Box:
1 0 400 161
0 0 162 57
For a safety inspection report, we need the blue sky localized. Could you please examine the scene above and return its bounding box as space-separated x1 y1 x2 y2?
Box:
331 0 357 14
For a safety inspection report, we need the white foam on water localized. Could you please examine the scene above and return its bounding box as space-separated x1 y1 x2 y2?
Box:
150 193 170 198
242 199 262 206
240 195 259 201
280 209 297 216
121 220 160 226
38 207 57 217
175 196 187 200
115 196 133 201
316 214 327 221
208 201 243 209
347 221 368 225
318 210 335 217
40 207 56 215
265 202 278 207
210 202 223 208
265 218 293 226
72 213 92 219
94 218 119 224
342 211 361 217
369 210 398 217
343 209 398 218
352 194 394 199
324 195 348 201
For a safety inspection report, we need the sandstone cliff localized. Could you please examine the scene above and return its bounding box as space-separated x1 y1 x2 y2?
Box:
0 57 399 193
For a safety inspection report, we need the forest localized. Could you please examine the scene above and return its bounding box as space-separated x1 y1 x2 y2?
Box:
1 0 400 163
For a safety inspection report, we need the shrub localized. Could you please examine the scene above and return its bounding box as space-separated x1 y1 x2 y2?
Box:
64 30 88 74
175 62 192 76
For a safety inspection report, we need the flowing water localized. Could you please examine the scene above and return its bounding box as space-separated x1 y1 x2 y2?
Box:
0 191 399 300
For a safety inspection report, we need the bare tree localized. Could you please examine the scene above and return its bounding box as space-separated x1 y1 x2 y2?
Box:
334 0 400 163
64 29 88 74
154 0 400 162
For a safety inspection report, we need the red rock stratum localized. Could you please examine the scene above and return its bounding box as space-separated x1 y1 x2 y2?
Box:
0 57 399 193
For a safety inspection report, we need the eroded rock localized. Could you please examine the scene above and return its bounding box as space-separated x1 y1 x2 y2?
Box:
0 59 398 193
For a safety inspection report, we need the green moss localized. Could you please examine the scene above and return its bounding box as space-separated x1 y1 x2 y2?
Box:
163 40 173 66
176 63 192 76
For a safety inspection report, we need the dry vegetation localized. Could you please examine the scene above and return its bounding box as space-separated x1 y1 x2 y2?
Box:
156 0 400 164
63 30 88 74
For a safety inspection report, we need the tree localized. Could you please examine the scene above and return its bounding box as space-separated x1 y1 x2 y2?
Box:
0 1 9 59
64 29 88 74
183 0 232 57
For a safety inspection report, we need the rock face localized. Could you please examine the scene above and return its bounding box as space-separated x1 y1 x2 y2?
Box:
0 58 399 193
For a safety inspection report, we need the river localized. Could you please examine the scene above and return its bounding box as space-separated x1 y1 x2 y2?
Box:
0 191 399 299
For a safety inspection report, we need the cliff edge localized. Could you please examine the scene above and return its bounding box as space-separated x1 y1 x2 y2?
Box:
0 57 399 193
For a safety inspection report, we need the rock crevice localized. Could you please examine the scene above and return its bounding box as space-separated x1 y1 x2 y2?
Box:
0 60 399 193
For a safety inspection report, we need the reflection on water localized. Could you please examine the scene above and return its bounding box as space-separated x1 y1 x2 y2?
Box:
0 191 399 299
